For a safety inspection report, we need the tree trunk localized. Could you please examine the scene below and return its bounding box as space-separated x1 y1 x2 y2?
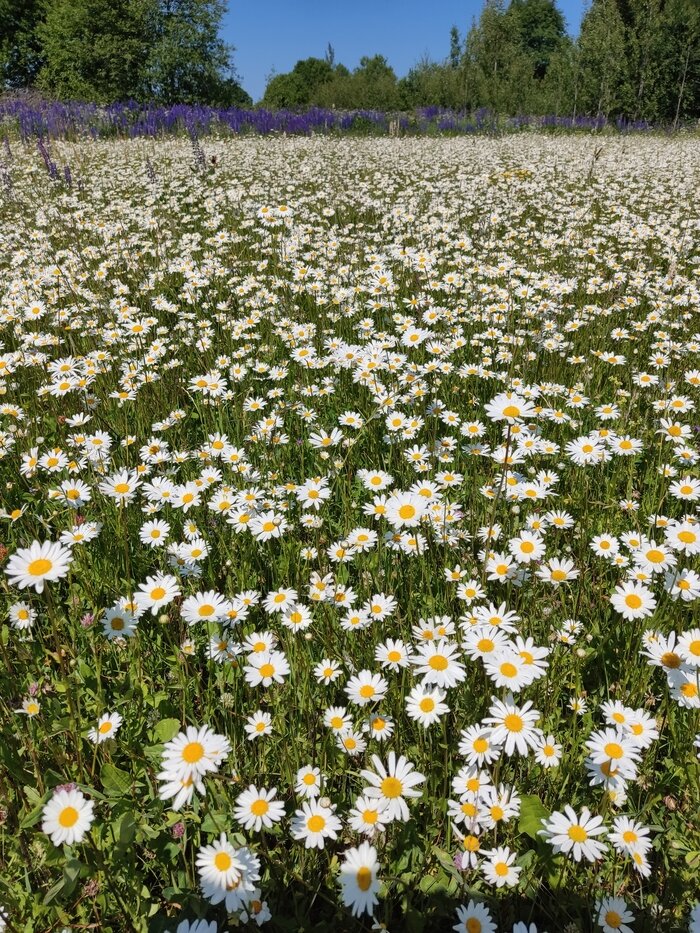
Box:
673 42 691 131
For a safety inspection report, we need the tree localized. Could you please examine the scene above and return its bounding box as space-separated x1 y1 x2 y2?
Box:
506 0 566 79
0 0 44 88
34 0 248 104
144 0 240 104
449 26 462 69
262 56 335 108
577 0 634 118
37 0 155 101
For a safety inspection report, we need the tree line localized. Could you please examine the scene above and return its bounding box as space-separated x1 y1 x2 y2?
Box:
1 0 698 122
264 0 699 124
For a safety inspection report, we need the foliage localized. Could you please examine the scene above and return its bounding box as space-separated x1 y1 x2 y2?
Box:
1 0 249 106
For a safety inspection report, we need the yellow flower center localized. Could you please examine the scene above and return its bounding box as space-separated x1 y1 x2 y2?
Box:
28 558 52 576
380 776 403 798
307 815 325 833
182 741 204 763
58 806 79 828
214 851 232 871
251 799 269 816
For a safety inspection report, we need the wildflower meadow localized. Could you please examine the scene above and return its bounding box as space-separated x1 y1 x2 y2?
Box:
1 131 699 932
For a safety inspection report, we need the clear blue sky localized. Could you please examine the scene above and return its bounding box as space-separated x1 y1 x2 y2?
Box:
223 0 587 103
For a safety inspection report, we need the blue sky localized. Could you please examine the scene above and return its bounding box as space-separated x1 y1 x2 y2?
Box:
224 1 587 102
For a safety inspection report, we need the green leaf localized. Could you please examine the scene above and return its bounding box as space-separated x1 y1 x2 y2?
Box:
154 718 181 743
100 762 132 797
117 810 137 846
519 794 550 840
62 858 84 897
20 803 45 830
200 812 228 835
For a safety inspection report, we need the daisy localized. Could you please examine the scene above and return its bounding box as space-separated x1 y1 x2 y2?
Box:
9 601 36 630
88 712 123 744
360 752 425 823
539 805 608 862
243 649 290 687
234 785 285 832
98 469 141 503
135 573 180 615
405 685 449 727
535 557 579 585
596 896 635 933
363 713 394 741
508 530 546 564
533 733 562 768
608 815 652 855
337 730 367 755
17 697 41 717
102 606 138 639
245 710 272 740
411 638 466 687
485 391 536 424
459 725 503 766
181 590 230 626
139 519 171 548
4 540 73 594
483 650 534 692
345 671 388 706
483 694 541 756
338 842 380 917
586 728 641 779
453 901 496 933
160 724 230 783
295 765 323 798
610 581 657 620
375 638 411 671
481 845 521 887
290 800 341 849
314 658 343 684
678 629 700 667
385 490 428 528
42 786 95 846
197 836 260 911
348 795 389 836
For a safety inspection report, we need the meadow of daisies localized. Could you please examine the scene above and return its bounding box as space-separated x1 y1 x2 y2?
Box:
1 131 700 933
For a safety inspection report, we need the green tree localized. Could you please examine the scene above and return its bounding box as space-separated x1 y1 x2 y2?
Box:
577 0 634 118
464 0 534 112
144 0 241 105
37 0 155 101
0 0 44 88
506 0 566 79
262 56 334 108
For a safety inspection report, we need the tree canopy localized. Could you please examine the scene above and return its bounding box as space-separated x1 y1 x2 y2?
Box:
1 0 251 106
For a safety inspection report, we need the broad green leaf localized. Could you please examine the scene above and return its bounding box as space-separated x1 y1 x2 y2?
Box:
519 794 550 840
101 762 132 797
154 718 181 743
